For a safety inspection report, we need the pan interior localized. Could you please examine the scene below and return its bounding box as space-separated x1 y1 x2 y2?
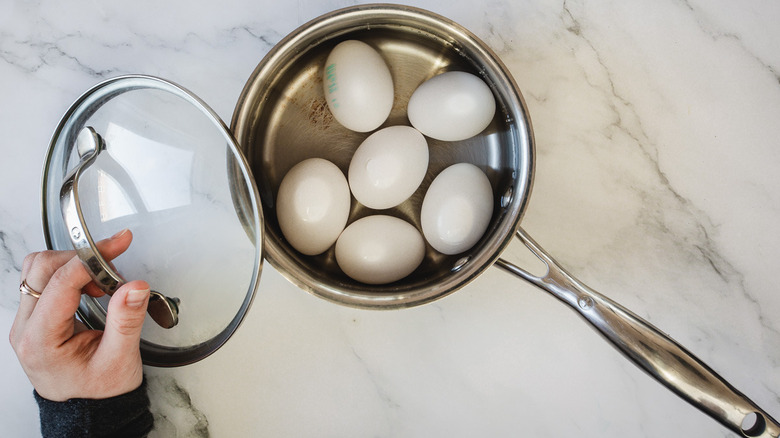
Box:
232 7 532 308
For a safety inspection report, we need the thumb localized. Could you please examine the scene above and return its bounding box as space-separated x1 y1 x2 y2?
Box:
100 280 150 358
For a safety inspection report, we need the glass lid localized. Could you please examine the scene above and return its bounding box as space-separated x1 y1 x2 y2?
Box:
41 75 264 367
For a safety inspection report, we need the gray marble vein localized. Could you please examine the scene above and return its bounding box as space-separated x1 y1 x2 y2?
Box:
0 225 29 312
148 375 210 438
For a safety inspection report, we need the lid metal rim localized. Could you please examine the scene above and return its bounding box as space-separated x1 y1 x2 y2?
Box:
41 74 265 367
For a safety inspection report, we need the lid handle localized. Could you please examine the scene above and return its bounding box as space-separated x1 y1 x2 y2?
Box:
59 127 180 329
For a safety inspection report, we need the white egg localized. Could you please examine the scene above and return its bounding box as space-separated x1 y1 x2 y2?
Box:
276 158 351 255
323 40 394 132
348 126 429 209
421 163 494 255
335 215 425 284
407 71 497 141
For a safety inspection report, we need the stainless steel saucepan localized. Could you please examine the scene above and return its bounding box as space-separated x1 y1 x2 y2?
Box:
231 4 779 437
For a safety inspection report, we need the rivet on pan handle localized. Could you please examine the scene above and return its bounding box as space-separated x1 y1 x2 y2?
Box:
59 126 180 329
495 227 779 438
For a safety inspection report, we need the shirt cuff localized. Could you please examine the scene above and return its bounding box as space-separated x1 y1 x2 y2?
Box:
33 378 154 438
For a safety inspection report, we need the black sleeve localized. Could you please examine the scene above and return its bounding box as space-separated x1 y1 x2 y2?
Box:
33 379 154 438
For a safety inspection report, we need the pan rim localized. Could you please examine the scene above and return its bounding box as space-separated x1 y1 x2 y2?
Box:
231 3 535 309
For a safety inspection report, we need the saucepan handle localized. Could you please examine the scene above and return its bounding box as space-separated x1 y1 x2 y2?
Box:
495 227 779 438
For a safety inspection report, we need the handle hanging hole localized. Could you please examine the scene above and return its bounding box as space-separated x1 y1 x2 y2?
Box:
741 412 766 437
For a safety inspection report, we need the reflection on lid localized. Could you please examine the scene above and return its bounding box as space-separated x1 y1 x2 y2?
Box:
97 122 194 222
97 170 137 222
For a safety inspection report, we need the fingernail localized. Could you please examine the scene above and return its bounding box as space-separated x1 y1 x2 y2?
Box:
111 229 130 240
126 288 150 308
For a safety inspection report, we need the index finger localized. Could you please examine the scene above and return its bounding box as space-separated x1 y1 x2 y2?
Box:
29 255 95 343
16 251 76 323
26 230 134 343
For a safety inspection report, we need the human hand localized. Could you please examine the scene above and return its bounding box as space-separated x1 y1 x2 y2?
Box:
9 229 150 401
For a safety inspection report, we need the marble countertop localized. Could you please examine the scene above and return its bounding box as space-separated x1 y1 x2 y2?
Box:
2 1 779 437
